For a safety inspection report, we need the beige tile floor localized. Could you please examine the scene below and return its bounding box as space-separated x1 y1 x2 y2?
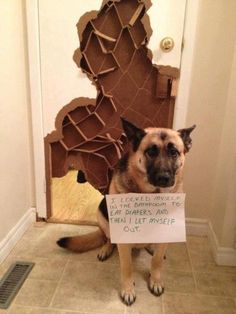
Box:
0 222 236 314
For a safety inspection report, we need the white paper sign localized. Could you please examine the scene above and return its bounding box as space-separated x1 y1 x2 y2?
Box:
105 193 186 244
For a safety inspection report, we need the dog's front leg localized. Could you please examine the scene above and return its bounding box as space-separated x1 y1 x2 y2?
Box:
149 243 168 296
117 244 136 306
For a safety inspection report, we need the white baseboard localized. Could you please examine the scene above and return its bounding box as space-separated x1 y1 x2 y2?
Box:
186 218 236 267
0 208 36 264
186 217 209 236
207 221 236 267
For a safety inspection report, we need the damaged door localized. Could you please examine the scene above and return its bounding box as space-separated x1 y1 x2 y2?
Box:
37 0 187 220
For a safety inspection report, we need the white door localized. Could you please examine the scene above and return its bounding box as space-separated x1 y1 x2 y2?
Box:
28 0 187 217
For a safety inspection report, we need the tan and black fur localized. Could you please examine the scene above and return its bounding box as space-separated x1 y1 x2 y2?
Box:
57 118 195 305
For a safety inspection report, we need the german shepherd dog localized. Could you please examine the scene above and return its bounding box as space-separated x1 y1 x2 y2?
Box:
57 118 195 305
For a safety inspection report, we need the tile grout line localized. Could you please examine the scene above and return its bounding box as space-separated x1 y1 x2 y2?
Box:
185 239 198 293
165 290 236 299
161 294 165 314
8 304 74 313
68 253 120 266
48 258 70 309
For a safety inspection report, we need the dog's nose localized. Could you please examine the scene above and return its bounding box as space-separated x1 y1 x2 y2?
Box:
155 172 171 187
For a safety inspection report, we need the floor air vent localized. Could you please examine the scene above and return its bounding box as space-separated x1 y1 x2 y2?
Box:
0 261 34 309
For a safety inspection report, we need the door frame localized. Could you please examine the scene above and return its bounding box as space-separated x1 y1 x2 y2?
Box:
26 0 200 218
26 0 46 217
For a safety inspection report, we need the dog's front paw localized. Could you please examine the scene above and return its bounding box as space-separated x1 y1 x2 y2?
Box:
97 243 115 261
148 277 164 296
120 284 136 306
97 250 111 261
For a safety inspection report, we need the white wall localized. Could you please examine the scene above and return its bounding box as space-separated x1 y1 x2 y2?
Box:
0 0 35 242
183 0 236 248
210 42 236 248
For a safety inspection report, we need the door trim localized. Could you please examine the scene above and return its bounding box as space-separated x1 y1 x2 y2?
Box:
26 0 200 218
173 0 200 129
25 0 46 217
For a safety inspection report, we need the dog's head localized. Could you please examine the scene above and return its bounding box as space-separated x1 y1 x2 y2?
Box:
121 118 196 189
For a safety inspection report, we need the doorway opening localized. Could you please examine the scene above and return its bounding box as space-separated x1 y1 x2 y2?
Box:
44 97 125 225
49 170 103 225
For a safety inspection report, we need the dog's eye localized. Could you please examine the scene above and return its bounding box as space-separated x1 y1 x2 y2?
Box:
169 149 179 157
167 143 179 158
145 145 159 158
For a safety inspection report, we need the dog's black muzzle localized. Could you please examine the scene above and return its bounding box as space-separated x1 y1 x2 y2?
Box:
148 170 175 188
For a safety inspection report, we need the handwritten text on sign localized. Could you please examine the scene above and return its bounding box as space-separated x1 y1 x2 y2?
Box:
105 193 186 244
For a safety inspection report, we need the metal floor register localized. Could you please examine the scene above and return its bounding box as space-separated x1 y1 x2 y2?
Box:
0 261 34 309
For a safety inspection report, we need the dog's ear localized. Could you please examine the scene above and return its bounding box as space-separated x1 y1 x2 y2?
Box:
121 117 146 151
178 125 196 153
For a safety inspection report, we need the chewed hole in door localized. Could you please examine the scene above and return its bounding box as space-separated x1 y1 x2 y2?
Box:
49 169 103 225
